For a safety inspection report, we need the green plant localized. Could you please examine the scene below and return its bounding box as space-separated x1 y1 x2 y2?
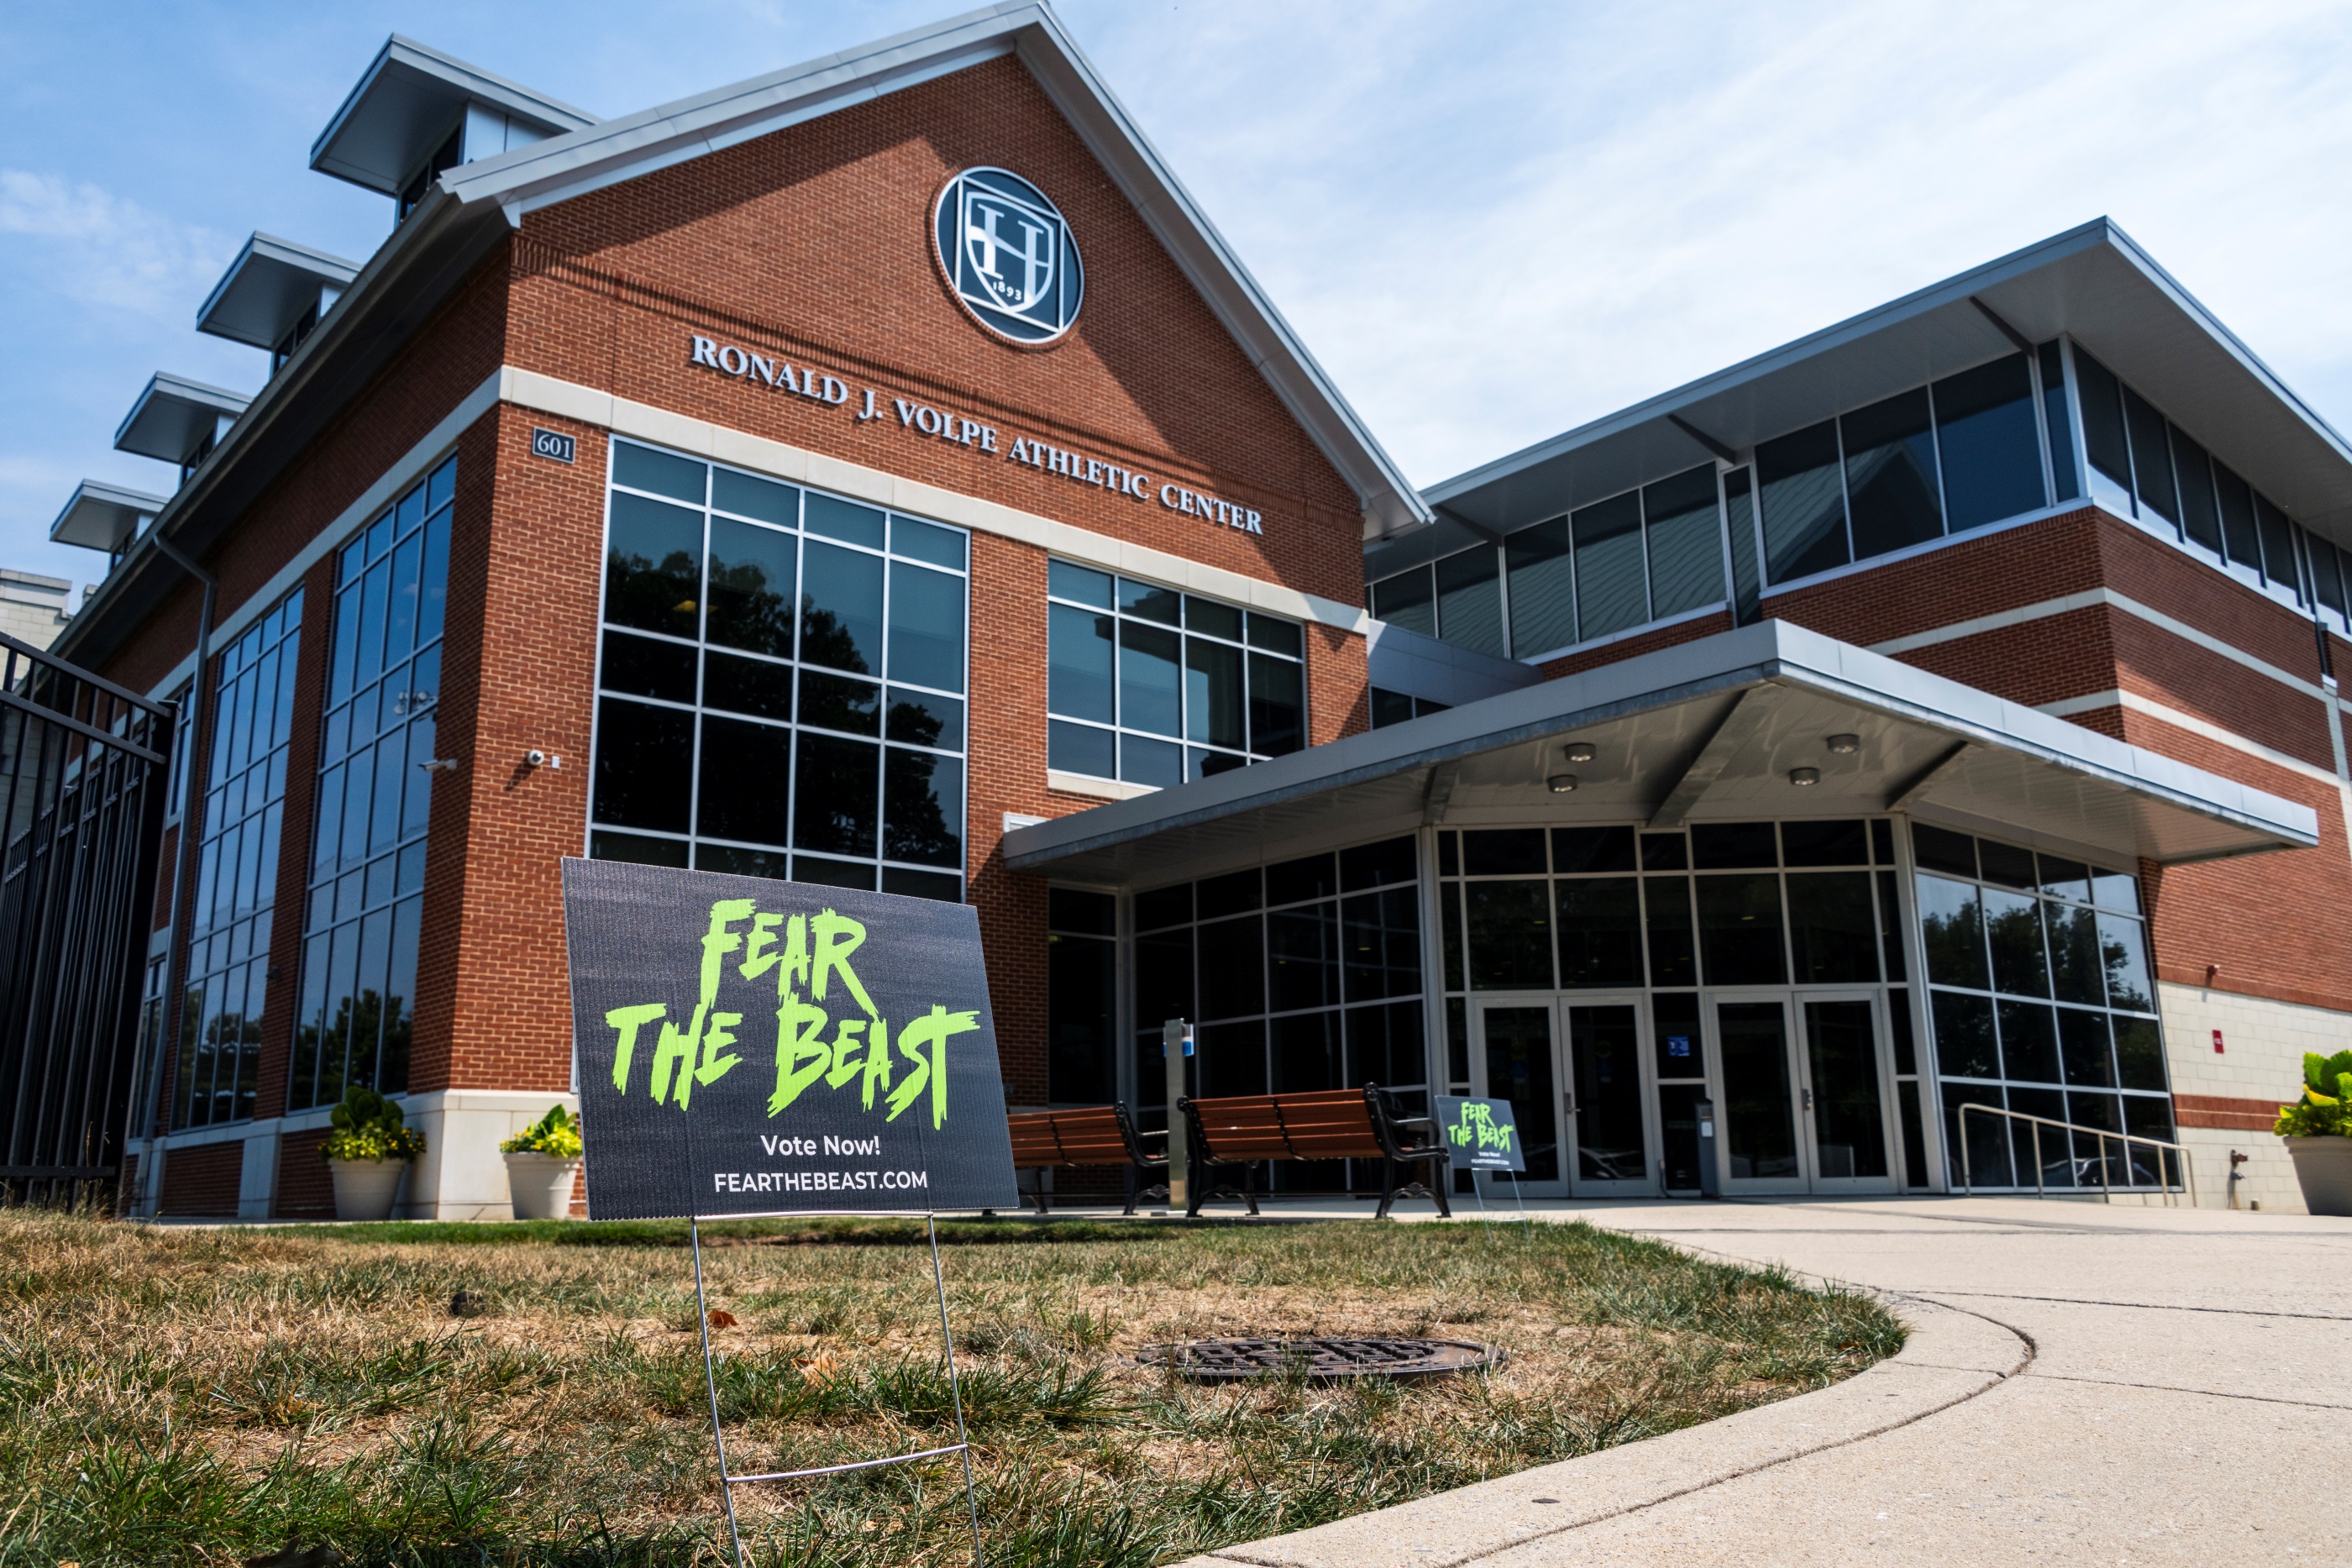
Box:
499 1104 584 1159
320 1085 425 1163
2274 1050 2352 1137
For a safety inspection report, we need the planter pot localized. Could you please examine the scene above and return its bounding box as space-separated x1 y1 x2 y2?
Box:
503 1152 583 1221
328 1156 410 1222
2285 1136 2352 1217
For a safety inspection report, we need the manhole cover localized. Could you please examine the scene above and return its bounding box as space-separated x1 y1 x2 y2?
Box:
1135 1336 1504 1383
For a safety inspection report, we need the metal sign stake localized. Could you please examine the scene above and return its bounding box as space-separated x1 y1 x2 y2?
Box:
1163 1017 1190 1212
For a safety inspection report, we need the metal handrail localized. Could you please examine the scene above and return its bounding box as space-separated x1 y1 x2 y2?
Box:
1957 1101 2196 1208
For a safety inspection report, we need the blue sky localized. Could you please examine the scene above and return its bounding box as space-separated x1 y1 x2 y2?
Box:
4 0 2349 600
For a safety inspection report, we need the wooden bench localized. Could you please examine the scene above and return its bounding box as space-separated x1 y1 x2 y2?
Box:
1006 1104 1168 1214
1178 1085 1452 1219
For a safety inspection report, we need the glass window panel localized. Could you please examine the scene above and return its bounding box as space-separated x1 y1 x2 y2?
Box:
1571 493 1646 639
1196 868 1261 920
1048 888 1116 936
711 468 796 526
1462 828 1546 876
2074 350 2131 494
2213 464 2261 569
1931 990 1999 1078
614 443 706 505
386 532 423 664
697 716 793 848
698 843 789 879
1266 852 1338 906
328 583 360 709
1195 914 1265 1020
2036 855 2092 903
1268 903 1339 1012
1640 831 1688 871
1341 885 1420 1001
1757 419 1849 583
1047 604 1115 723
2170 428 2222 553
1184 638 1245 749
1184 595 1242 642
1047 930 1116 1104
1118 621 1183 738
800 541 883 674
1690 821 1776 869
1339 836 1416 892
1781 819 1867 867
804 493 884 548
2092 867 2139 911
2123 388 2177 525
848 588 954 733
1120 733 1182 788
1877 870 1906 983
1047 719 1114 779
1551 826 1635 873
338 747 371 868
606 491 704 639
312 764 344 873
884 747 963 868
886 688 964 751
1915 875 1988 989
1465 880 1552 989
1910 823 1977 878
2058 1008 2114 1087
1644 876 1696 987
1273 1010 1339 1093
400 716 435 839
591 697 693 832
1246 614 1303 658
706 517 796 657
601 631 698 705
791 732 878 857
1695 873 1786 985
1982 888 2050 998
2112 1016 2166 1091
1435 548 1504 656
2043 902 2103 1006
2037 343 2079 502
694 651 790 722
1371 567 1435 637
1118 578 1181 626
1934 354 2045 532
1440 882 1462 992
592 830 690 867
2310 534 2347 623
2255 495 2302 597
1136 883 1191 931
1643 466 1725 617
1787 871 1877 983
1723 468 1761 625
1047 559 1112 608
2096 913 2155 1013
381 896 417 1093
1247 653 1304 756
1977 839 2036 889
1843 387 1944 559
1996 1000 2061 1084
794 855 877 892
1555 877 1642 987
1504 517 1574 654
1199 1019 1267 1099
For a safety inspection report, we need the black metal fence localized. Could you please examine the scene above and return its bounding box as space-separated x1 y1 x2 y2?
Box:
0 630 171 1208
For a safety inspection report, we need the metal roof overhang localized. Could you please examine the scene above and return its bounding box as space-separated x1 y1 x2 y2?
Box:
1003 619 2318 889
1388 220 2352 575
49 480 167 553
197 233 361 349
113 374 250 466
310 35 599 195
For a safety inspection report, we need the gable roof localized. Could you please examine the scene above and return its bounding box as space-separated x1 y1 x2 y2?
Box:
438 2 1429 539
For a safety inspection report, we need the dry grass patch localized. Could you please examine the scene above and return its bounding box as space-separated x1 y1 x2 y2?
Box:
0 1210 1899 1566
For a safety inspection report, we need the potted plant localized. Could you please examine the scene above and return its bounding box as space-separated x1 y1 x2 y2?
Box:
319 1086 424 1221
500 1104 584 1221
2276 1050 2352 1217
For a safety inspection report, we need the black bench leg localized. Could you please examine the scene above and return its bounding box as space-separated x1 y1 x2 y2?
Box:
1378 1156 1396 1220
1123 1165 1138 1217
1245 1162 1259 1217
1429 1156 1452 1219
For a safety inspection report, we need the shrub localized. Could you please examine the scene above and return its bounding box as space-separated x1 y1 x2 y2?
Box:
320 1085 426 1163
2274 1050 2352 1138
500 1104 584 1158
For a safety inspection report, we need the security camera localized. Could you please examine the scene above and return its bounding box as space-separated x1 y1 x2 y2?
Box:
526 749 547 768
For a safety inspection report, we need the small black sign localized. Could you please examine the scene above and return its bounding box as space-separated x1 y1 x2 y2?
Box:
531 427 577 464
1432 1095 1527 1172
561 859 1019 1219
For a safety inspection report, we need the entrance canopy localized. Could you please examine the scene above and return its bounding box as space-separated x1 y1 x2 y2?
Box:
1003 621 2318 888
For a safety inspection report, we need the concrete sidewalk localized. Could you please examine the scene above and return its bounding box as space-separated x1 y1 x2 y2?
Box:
1175 1196 2352 1566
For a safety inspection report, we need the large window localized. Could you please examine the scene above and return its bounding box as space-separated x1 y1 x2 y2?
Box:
1046 560 1304 789
1912 824 2171 1190
289 458 453 1110
1047 888 1116 1105
1131 836 1425 1188
176 589 302 1129
589 441 969 899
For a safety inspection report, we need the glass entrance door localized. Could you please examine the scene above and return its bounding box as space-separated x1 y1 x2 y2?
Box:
1707 993 1898 1193
1475 1001 1563 1196
1561 999 1652 1194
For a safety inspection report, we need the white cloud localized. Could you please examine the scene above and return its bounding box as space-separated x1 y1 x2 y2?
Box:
0 169 238 321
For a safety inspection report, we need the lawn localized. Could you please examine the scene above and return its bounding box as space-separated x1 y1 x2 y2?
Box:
0 1209 1901 1566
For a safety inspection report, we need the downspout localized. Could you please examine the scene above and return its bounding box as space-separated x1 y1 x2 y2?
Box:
134 534 215 1219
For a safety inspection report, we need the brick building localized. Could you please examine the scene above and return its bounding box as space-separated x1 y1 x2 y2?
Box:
46 6 2345 1218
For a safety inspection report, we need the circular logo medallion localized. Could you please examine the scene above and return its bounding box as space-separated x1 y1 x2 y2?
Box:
932 167 1084 345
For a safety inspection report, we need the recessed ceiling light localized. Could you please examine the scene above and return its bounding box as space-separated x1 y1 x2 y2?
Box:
1826 734 1860 755
1563 742 1596 763
1788 766 1821 786
1547 774 1578 794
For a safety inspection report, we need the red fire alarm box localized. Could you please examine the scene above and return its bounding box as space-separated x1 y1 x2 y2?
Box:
2212 1029 2225 1054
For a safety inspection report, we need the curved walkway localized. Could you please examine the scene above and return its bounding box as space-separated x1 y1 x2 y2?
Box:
1176 1197 2352 1567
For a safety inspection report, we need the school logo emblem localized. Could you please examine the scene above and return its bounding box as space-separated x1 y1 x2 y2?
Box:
932 167 1084 345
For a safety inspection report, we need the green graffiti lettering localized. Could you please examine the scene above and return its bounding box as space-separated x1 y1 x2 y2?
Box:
859 1017 893 1110
698 1010 743 1087
701 900 753 1002
742 912 810 995
768 989 829 1114
824 1018 867 1091
811 910 878 1018
886 1005 977 1129
740 912 782 980
652 1009 702 1108
604 1003 667 1093
1446 1102 1516 1154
